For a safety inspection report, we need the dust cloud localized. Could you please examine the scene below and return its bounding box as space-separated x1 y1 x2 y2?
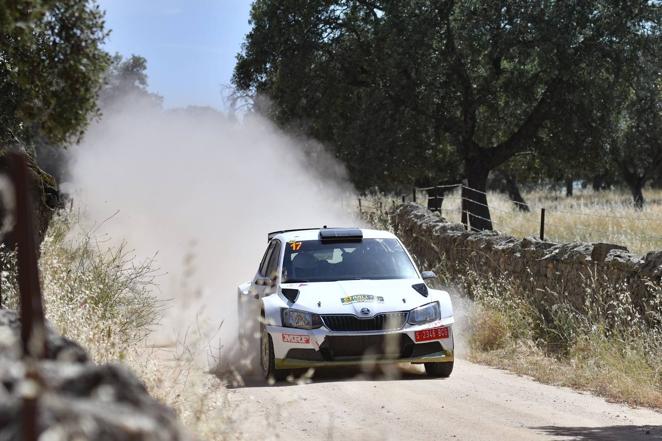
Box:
66 95 359 369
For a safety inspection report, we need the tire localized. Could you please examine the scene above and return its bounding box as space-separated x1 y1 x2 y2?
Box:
424 361 454 378
260 321 288 382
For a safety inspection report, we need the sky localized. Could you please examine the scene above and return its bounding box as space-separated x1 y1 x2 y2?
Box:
98 0 253 110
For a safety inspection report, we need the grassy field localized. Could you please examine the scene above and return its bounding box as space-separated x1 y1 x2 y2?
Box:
360 187 662 256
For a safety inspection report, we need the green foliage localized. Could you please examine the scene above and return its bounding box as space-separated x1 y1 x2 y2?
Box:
0 0 110 149
234 1 661 221
607 48 662 207
99 53 163 110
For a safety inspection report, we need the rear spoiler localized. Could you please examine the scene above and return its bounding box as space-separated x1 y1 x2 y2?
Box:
268 228 320 242
267 227 363 243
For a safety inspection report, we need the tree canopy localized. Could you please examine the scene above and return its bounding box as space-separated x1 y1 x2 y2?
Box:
99 53 163 110
0 0 110 150
234 0 662 226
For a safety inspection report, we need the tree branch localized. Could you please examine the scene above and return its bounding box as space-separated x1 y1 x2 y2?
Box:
488 76 563 168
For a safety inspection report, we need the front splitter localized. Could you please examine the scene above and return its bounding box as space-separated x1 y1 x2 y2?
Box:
275 350 454 369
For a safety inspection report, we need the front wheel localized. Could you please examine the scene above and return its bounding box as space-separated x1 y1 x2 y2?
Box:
424 361 454 378
260 323 288 382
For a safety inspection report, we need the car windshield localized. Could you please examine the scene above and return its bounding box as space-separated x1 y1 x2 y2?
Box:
281 238 419 283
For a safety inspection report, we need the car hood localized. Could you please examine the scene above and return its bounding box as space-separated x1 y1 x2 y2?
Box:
280 279 431 315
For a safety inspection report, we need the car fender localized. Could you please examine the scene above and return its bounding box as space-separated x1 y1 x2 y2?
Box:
261 291 288 326
428 288 454 321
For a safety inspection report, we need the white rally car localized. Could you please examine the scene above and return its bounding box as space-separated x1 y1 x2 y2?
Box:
237 227 454 381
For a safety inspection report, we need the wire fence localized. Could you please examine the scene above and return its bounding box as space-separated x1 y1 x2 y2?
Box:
356 183 662 255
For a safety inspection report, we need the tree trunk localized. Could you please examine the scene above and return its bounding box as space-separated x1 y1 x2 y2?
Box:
502 173 530 212
619 165 646 210
592 175 606 191
629 180 645 209
464 161 493 231
565 179 573 197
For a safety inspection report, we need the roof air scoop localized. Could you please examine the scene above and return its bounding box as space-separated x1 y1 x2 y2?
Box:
319 228 363 243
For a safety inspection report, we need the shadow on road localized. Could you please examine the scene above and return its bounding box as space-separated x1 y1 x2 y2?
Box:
224 363 446 389
534 425 662 441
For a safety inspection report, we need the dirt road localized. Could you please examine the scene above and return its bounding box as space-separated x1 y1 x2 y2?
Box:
227 359 661 441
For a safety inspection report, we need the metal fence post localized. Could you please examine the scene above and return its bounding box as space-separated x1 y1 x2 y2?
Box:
358 198 362 214
540 208 546 241
412 188 416 203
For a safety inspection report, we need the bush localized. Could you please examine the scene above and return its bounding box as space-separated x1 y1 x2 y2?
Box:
469 307 510 351
0 210 162 362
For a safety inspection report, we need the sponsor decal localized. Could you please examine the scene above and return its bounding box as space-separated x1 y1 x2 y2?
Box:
415 326 450 342
340 295 385 305
282 333 311 344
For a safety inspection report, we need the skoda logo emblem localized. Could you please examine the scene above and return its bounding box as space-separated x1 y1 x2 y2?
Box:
360 307 371 315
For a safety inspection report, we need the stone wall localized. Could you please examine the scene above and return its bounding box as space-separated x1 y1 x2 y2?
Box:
391 203 662 312
0 309 188 441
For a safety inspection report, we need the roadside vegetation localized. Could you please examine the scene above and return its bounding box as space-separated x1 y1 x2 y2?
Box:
455 268 662 409
0 211 233 440
363 189 662 409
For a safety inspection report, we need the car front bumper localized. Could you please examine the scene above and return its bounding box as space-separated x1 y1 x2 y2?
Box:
268 318 454 369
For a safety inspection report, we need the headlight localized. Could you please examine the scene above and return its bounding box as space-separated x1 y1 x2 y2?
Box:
281 308 322 329
408 302 441 325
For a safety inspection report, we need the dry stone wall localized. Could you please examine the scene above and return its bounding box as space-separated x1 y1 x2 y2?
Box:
392 203 662 312
0 309 188 441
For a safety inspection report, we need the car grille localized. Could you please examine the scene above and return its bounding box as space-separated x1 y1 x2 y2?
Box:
321 312 408 332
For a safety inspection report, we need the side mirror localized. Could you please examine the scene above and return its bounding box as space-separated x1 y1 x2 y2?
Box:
421 271 437 280
255 276 274 287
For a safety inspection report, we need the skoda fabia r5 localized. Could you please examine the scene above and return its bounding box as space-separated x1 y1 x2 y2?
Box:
237 227 455 381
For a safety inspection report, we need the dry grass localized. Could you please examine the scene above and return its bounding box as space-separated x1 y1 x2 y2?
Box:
487 188 662 256
125 337 240 441
361 187 662 255
1 211 237 440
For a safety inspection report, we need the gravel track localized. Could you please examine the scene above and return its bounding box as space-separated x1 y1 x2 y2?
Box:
227 359 661 441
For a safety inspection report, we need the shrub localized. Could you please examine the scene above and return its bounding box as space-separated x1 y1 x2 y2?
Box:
1 210 162 362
